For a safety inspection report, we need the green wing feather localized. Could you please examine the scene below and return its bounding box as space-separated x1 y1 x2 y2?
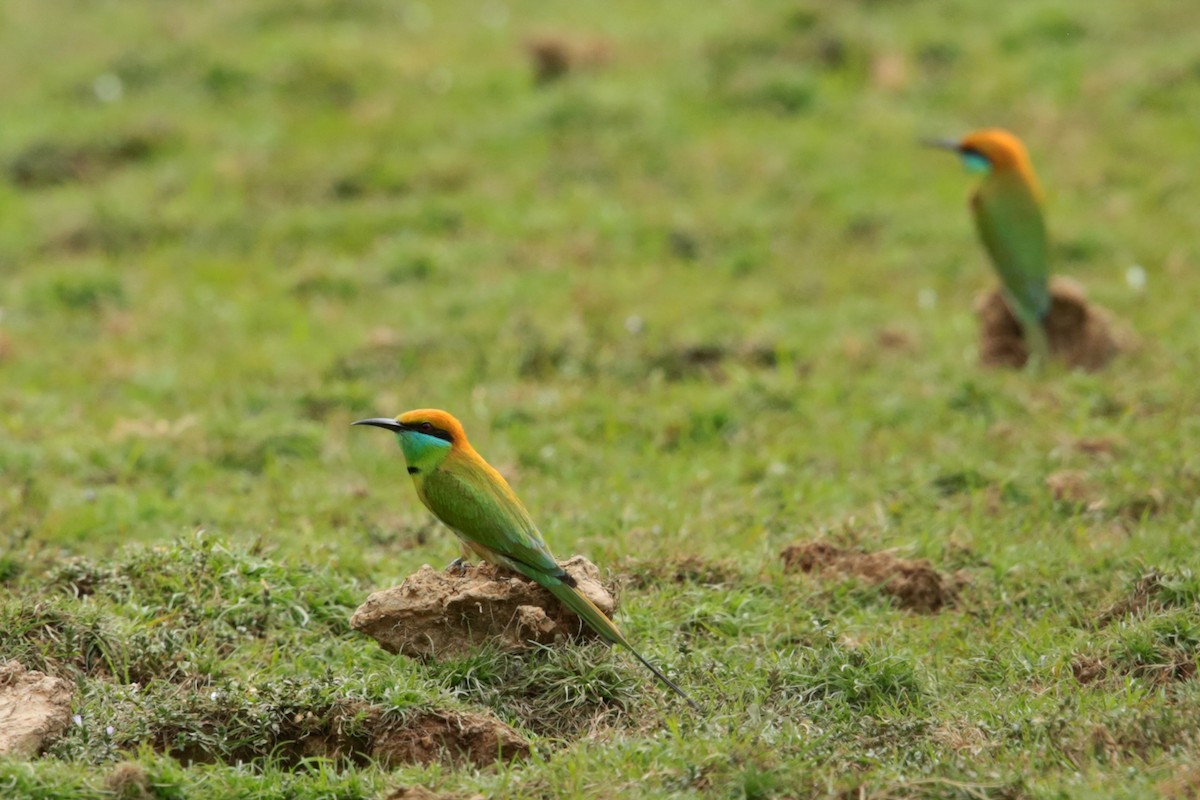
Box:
419 457 567 582
972 173 1051 324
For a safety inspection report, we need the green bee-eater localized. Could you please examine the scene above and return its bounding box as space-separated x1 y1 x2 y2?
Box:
928 128 1051 362
353 408 700 711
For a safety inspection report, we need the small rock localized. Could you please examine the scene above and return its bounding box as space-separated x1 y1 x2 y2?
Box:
0 660 75 757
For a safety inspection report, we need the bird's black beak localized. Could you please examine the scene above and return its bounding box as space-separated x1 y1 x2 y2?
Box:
352 417 406 433
921 137 962 152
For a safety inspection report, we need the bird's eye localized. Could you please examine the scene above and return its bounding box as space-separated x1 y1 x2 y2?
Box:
419 422 434 433
960 148 991 174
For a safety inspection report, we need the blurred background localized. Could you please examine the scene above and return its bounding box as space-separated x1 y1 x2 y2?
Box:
1 0 1197 572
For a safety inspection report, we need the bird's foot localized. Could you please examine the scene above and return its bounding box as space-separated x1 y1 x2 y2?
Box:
445 557 470 576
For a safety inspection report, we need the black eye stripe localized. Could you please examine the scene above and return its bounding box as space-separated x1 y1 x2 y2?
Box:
426 426 454 442
401 422 454 442
960 145 989 162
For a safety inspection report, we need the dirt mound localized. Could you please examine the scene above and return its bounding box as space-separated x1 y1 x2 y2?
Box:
976 277 1124 371
162 701 528 769
373 709 529 769
524 34 612 85
350 557 617 660
0 660 75 757
780 541 962 613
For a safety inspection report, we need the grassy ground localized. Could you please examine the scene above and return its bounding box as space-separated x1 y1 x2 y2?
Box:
2 0 1200 796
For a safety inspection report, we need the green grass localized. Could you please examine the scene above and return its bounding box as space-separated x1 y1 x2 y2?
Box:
2 0 1200 796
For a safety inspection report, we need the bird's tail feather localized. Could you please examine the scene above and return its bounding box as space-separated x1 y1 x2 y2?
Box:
545 581 702 712
1025 318 1051 366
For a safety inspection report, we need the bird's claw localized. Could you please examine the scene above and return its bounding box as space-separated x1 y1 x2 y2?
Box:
445 557 470 576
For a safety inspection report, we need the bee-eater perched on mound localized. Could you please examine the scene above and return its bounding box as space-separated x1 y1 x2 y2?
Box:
928 128 1051 363
353 408 701 711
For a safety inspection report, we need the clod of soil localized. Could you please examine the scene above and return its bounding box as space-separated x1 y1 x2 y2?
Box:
350 557 617 660
875 326 918 352
104 762 153 800
0 660 75 757
780 541 962 613
523 34 612 84
373 709 529 769
1070 436 1121 458
976 277 1124 371
1070 655 1107 685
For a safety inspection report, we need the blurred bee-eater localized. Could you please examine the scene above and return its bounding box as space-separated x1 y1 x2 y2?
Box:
927 128 1051 362
353 408 700 711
